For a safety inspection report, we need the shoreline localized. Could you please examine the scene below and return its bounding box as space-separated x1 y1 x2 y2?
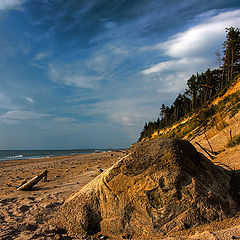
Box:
0 149 122 162
0 151 125 239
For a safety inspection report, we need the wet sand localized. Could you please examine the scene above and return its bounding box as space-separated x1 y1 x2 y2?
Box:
0 151 125 240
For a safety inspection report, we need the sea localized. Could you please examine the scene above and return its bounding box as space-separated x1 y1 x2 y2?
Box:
0 149 113 161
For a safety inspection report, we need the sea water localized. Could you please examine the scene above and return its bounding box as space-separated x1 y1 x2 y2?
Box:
0 149 111 161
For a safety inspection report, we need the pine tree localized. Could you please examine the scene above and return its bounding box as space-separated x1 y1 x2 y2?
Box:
186 74 199 110
160 104 166 121
222 27 240 86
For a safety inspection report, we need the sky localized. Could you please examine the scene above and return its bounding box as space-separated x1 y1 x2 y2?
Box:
0 0 240 150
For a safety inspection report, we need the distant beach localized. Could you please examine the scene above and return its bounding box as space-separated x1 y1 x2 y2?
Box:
0 149 118 161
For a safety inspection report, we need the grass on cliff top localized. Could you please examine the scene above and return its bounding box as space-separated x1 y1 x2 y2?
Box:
155 90 240 140
227 133 240 148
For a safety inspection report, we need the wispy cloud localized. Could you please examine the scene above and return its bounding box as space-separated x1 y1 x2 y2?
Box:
30 62 46 69
142 10 240 92
47 43 130 89
0 39 17 59
142 57 210 93
83 96 161 142
85 44 129 76
33 52 49 61
48 63 102 89
54 117 76 123
0 110 50 124
0 0 25 11
25 97 34 104
92 98 156 127
142 58 206 75
77 0 100 14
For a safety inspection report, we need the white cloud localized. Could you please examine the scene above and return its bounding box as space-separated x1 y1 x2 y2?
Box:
33 52 49 61
85 44 129 76
103 21 116 30
85 97 161 142
142 10 240 93
0 0 25 11
25 97 34 104
156 10 240 58
0 110 50 124
47 43 130 90
142 58 206 75
92 98 155 128
142 57 212 92
30 62 45 69
54 117 76 123
109 45 129 55
113 113 140 126
48 63 102 89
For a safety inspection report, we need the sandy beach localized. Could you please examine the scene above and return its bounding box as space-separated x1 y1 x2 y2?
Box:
1 146 240 240
0 151 125 240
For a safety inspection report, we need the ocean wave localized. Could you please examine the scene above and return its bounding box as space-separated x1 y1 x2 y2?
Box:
8 154 24 159
94 150 102 153
27 154 55 159
0 149 111 162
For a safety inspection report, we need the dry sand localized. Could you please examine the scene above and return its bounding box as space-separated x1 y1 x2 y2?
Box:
0 151 125 240
1 147 240 240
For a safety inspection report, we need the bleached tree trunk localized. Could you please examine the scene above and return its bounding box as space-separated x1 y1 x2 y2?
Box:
17 170 48 191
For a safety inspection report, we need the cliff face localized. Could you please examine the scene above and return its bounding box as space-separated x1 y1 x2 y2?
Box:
56 138 237 239
146 77 240 156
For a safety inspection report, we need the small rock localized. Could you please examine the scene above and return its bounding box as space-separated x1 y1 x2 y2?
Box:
44 202 59 209
19 205 30 212
28 196 35 201
18 223 38 231
98 235 108 239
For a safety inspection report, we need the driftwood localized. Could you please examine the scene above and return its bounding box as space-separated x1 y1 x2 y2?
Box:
230 128 233 141
17 170 48 191
189 122 210 141
195 142 215 160
204 132 214 154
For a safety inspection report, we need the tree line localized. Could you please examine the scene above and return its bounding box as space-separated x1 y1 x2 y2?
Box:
139 27 240 140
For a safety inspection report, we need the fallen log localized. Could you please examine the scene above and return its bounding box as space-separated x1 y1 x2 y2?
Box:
17 170 48 191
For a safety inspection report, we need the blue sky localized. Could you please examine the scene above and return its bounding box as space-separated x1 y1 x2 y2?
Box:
0 0 240 149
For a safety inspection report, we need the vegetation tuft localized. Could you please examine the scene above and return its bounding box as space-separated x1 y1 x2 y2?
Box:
227 134 240 148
